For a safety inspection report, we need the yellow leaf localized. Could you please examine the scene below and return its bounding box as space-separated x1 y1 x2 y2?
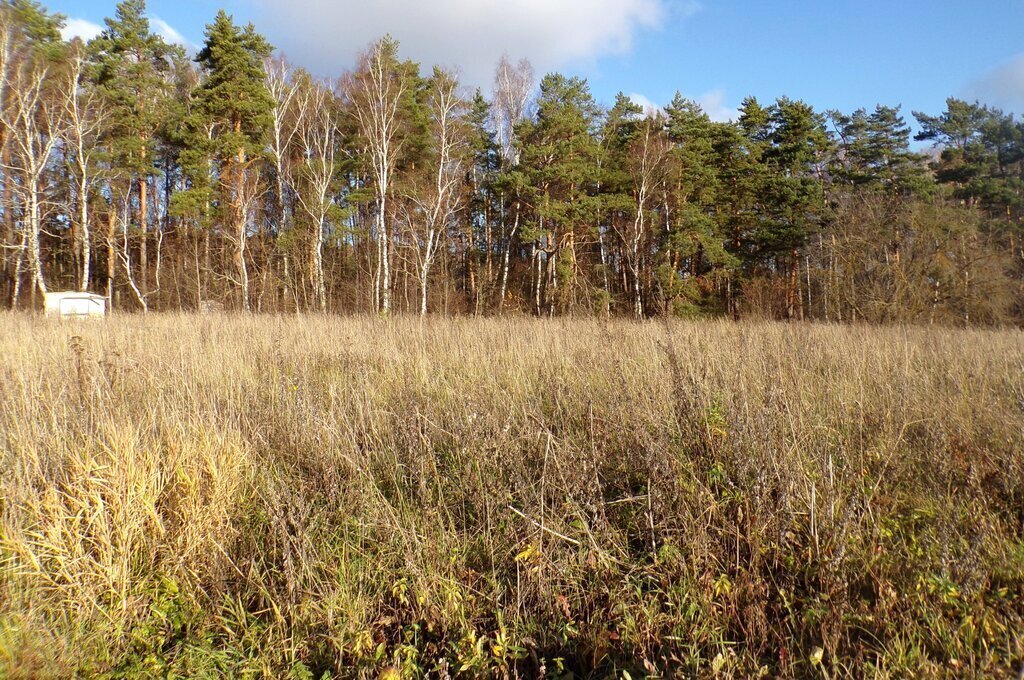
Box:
515 544 537 562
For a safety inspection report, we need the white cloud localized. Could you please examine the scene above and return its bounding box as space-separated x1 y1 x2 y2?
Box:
671 0 703 20
150 16 192 49
965 54 1024 112
627 89 737 122
251 0 672 85
60 17 103 43
695 89 737 122
627 92 662 116
59 15 191 50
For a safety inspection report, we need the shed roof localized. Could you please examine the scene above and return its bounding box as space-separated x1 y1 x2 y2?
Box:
44 291 106 300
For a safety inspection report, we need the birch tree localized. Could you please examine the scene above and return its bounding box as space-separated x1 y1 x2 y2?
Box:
0 1 64 303
290 74 337 312
220 159 263 311
347 36 405 314
61 41 108 291
264 56 300 232
2 54 62 300
403 67 466 316
263 54 304 308
619 115 670 318
112 178 147 311
490 55 533 309
492 55 533 166
0 7 16 298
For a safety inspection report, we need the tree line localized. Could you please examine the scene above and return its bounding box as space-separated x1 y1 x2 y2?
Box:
1 0 1022 322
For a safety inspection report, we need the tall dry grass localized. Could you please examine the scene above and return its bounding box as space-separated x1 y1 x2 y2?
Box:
0 314 1022 677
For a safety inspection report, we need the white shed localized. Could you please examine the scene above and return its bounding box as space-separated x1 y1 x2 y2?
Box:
43 291 107 319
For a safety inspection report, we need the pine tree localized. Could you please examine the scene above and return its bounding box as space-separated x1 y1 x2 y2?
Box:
737 95 771 144
599 93 643 315
917 99 1022 225
714 98 771 315
761 97 830 317
660 94 736 315
463 88 496 309
191 10 273 311
974 112 1023 224
90 0 178 299
914 98 991 152
830 105 929 194
518 73 602 314
8 0 63 53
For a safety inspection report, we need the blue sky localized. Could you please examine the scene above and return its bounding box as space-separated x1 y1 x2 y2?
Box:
55 0 1024 127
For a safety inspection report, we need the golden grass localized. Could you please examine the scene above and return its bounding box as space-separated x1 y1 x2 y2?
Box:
1 314 1022 677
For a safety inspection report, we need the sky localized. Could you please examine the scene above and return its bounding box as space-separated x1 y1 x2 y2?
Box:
53 0 1024 128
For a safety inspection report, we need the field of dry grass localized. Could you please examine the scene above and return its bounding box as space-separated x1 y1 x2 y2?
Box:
1 314 1022 677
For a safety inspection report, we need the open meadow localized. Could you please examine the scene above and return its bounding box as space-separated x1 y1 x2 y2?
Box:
1 314 1023 677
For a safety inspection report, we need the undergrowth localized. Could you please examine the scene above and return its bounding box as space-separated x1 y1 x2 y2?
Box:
1 314 1022 677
